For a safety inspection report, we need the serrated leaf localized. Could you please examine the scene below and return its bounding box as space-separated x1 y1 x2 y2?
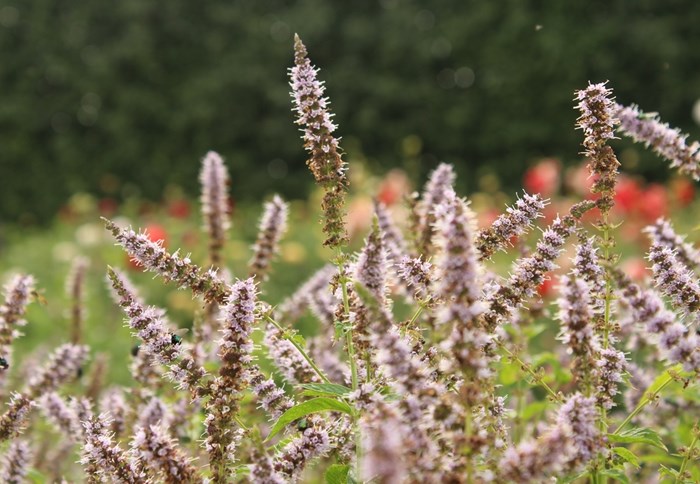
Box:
266 397 354 441
291 333 307 348
600 468 629 483
299 383 352 397
612 447 640 468
608 427 668 451
325 464 350 484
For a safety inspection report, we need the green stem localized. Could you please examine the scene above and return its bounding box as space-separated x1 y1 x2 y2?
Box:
612 377 674 435
264 315 332 384
675 422 699 484
497 341 562 403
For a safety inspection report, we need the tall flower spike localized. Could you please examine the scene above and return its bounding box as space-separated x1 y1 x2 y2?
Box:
273 424 330 482
200 151 231 267
66 256 89 344
476 192 547 260
572 237 606 312
575 82 620 213
263 323 322 384
103 219 229 306
290 34 348 248
417 163 456 255
396 255 433 303
645 218 700 271
205 278 257 482
0 394 35 441
434 188 484 326
595 348 626 410
556 393 602 469
374 200 408 267
360 398 407 484
132 424 201 484
354 217 389 307
249 194 288 281
615 103 700 180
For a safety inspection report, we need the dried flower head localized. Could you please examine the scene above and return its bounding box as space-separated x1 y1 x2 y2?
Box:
575 82 620 212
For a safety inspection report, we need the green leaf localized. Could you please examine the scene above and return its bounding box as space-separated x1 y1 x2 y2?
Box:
608 427 668 451
499 360 520 386
612 447 640 468
26 469 47 484
599 468 629 483
291 332 307 348
299 383 352 398
325 464 350 484
266 397 354 441
520 400 549 421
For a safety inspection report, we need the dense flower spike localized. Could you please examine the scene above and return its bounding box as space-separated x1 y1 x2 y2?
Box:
616 270 700 372
360 398 407 484
264 323 321 384
482 200 595 332
572 237 606 312
27 343 89 399
0 439 32 483
0 274 35 374
249 195 288 280
273 425 330 482
133 424 201 484
556 393 601 468
40 392 83 441
290 34 348 248
499 426 573 482
81 413 146 483
249 372 294 420
205 278 256 482
575 82 620 213
557 275 600 385
0 394 34 441
374 200 408 268
199 151 231 267
103 219 229 305
596 348 626 410
416 163 456 255
250 445 286 484
354 217 389 307
434 189 484 326
396 255 433 303
648 243 700 315
476 192 547 260
107 268 208 395
645 218 700 271
616 103 700 180
276 264 337 323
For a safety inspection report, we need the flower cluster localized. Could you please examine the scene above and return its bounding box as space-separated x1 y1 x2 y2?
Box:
199 151 231 266
249 194 288 280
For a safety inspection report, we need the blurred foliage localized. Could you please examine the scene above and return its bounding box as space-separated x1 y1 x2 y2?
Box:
1 0 700 224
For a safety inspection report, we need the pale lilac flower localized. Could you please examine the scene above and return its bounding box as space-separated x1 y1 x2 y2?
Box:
434 189 485 326
200 151 231 266
274 425 330 482
648 243 700 315
0 274 35 372
417 163 456 254
0 440 32 483
104 219 229 305
249 195 289 280
572 237 606 309
250 446 286 484
575 82 620 212
499 425 573 482
360 399 407 484
40 392 83 441
374 200 408 267
27 343 89 399
617 272 700 372
645 218 700 270
615 103 700 180
476 192 547 260
396 255 433 302
0 393 35 441
132 424 201 484
81 413 146 483
556 393 601 467
264 323 321 384
249 372 294 420
596 348 626 410
99 387 128 437
290 34 347 248
558 275 600 357
276 264 337 324
354 218 389 307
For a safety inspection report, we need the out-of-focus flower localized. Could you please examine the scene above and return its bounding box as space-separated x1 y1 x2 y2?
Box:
638 184 668 223
523 158 560 197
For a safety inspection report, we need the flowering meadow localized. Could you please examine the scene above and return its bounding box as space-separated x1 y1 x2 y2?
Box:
1 35 700 483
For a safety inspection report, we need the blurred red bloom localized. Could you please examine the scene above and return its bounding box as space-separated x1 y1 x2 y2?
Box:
168 199 191 219
638 184 668 222
523 159 560 197
127 223 168 270
613 177 643 215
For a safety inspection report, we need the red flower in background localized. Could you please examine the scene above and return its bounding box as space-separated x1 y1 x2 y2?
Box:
638 184 668 223
524 159 560 197
613 177 643 215
168 199 191 219
669 178 695 207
